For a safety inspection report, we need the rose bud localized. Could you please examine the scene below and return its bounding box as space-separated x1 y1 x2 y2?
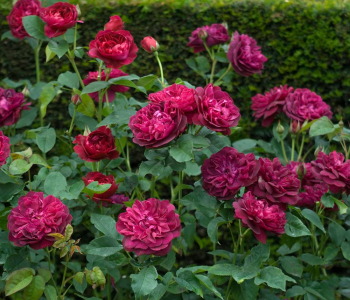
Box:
71 94 82 105
289 120 300 134
339 119 344 128
141 36 159 53
197 28 208 40
73 126 119 162
276 122 284 135
0 131 10 167
105 15 124 31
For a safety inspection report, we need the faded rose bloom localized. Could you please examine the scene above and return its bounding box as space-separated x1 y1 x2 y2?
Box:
83 172 118 202
251 85 294 127
233 191 286 243
193 84 240 135
311 151 350 194
83 69 129 103
248 157 301 205
227 31 267 76
88 30 138 69
73 126 119 162
6 0 41 40
296 184 328 207
187 24 230 53
0 88 30 128
284 88 333 122
116 198 181 256
104 15 124 31
141 36 159 53
7 192 72 250
202 147 260 200
40 2 78 38
0 131 10 167
129 103 187 149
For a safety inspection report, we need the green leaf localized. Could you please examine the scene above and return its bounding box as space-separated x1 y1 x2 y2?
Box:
324 244 339 262
83 181 111 198
341 241 350 261
254 266 287 291
149 284 167 300
160 250 176 271
9 159 33 175
328 222 346 246
36 128 56 153
208 264 236 276
332 197 348 214
300 254 324 265
39 82 60 118
97 108 135 127
58 71 79 89
214 52 229 63
45 44 56 62
309 117 334 137
130 266 158 298
82 81 110 94
137 75 158 90
22 16 47 40
90 214 121 240
5 268 35 296
195 274 223 300
231 279 259 300
48 40 68 58
280 256 303 277
16 107 38 129
232 139 257 152
195 56 210 73
207 217 226 243
169 140 193 162
44 171 67 197
286 286 306 298
139 160 165 177
23 275 45 300
321 194 334 208
301 208 326 233
44 285 57 300
277 243 301 256
85 236 123 257
37 269 51 283
77 93 96 117
184 161 201 176
285 213 311 237
174 271 203 297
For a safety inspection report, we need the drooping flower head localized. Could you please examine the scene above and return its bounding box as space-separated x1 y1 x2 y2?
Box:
116 198 181 256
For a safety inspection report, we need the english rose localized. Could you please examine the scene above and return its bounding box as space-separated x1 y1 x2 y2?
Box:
141 36 159 53
83 172 119 202
104 15 124 31
0 131 10 167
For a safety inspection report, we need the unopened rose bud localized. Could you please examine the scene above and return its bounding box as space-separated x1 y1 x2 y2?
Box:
290 120 301 134
314 146 323 157
339 119 344 128
296 163 307 178
198 28 208 40
21 87 30 97
276 122 284 135
141 36 159 53
71 94 82 105
221 22 228 30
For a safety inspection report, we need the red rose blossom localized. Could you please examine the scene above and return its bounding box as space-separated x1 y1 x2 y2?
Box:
187 24 230 53
83 69 129 103
227 31 267 77
129 103 187 149
193 84 240 135
6 0 41 40
116 198 181 256
141 36 159 53
104 15 124 31
40 2 78 38
7 192 72 250
296 184 328 207
88 30 138 69
83 172 119 203
233 192 286 243
0 88 30 127
73 126 119 162
311 151 350 194
248 157 301 205
283 88 333 122
202 147 260 200
0 131 10 167
251 85 294 127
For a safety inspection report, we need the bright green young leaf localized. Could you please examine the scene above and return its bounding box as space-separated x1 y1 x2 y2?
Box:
285 213 311 237
332 197 348 214
5 268 35 296
23 275 45 300
130 266 158 299
44 285 57 300
9 159 33 175
77 93 95 117
45 45 56 62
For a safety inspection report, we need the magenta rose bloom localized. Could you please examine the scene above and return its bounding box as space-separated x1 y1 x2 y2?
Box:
248 157 301 206
233 192 286 243
0 88 30 128
104 15 124 31
129 103 187 149
296 184 328 207
227 31 267 77
141 36 159 53
6 0 41 40
40 2 78 38
88 30 138 69
73 126 119 162
187 24 230 53
116 198 181 256
193 84 240 135
311 151 350 194
251 85 294 127
0 131 10 167
148 84 197 122
202 147 260 200
83 69 129 103
283 88 332 122
7 192 72 250
83 172 119 203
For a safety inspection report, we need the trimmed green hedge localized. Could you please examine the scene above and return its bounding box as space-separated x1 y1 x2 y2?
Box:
1 0 349 134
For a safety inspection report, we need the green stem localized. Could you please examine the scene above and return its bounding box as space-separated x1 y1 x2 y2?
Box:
126 141 131 172
177 171 184 216
99 201 103 214
203 39 214 60
279 134 289 163
154 51 165 86
298 132 306 160
195 126 204 136
67 55 85 88
210 59 217 84
214 64 232 85
107 275 112 300
62 283 73 299
73 23 77 51
68 106 77 148
60 254 70 296
92 162 97 172
34 41 43 83
28 168 32 191
346 145 350 160
170 176 175 204
303 145 315 161
291 135 296 161
150 176 157 198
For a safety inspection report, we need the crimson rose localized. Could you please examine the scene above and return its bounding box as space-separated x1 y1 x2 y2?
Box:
0 131 10 167
105 15 124 31
7 192 72 250
116 198 181 256
141 36 159 53
73 126 119 162
83 172 119 203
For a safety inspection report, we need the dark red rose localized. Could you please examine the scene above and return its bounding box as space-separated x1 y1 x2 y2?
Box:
116 198 181 256
141 36 159 53
296 184 328 207
202 147 260 200
193 84 240 135
251 85 294 127
283 88 333 122
73 126 119 162
6 0 41 40
233 192 286 243
129 103 187 149
311 151 350 194
104 15 124 31
40 2 78 38
227 31 267 76
0 131 10 167
7 192 72 250
88 30 138 69
0 88 30 127
83 172 119 202
248 157 301 205
187 24 230 53
83 69 129 103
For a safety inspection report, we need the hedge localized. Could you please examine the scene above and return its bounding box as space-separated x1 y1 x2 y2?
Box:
0 0 350 136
